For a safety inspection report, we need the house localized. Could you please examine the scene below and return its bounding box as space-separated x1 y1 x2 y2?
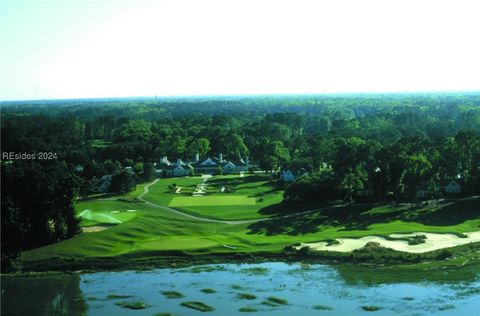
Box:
280 168 307 182
191 154 223 174
159 158 194 177
157 153 258 176
74 164 84 173
443 180 462 194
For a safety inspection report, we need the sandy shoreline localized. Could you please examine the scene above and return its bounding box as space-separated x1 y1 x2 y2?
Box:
300 231 480 253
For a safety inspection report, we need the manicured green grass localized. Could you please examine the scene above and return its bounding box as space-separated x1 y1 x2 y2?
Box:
144 174 283 220
75 201 138 226
169 196 256 207
18 173 480 268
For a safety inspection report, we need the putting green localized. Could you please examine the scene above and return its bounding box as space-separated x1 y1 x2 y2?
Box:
168 195 256 207
77 209 137 226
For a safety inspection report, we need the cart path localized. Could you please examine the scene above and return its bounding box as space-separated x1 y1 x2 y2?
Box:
138 179 262 225
138 179 340 225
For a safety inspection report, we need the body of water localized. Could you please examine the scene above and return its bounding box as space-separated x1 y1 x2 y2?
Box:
2 262 479 315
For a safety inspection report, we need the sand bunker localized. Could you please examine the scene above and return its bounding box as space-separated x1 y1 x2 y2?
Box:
300 231 480 253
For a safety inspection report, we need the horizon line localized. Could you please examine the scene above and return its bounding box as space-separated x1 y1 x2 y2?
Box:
2 89 480 103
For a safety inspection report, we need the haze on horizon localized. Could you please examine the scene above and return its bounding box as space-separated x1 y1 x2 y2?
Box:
1 0 480 101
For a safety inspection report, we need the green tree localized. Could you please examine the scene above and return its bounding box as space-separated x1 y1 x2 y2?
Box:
188 137 211 156
143 162 155 180
109 171 135 194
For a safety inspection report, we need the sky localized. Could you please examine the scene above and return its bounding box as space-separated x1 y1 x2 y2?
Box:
1 0 480 101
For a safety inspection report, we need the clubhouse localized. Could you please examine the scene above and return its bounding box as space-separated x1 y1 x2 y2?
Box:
156 153 258 177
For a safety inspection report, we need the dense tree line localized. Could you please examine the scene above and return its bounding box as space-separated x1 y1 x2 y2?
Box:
1 93 479 269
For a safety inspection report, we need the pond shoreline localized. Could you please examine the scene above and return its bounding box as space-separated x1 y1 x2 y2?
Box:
7 241 480 276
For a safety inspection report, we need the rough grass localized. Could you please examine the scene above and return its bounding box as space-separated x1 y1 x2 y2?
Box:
180 301 215 312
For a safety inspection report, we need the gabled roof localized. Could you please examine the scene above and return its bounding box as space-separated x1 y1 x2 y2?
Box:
282 168 307 177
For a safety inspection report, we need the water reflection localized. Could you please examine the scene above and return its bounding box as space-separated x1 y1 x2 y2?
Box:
1 263 479 316
1 274 87 316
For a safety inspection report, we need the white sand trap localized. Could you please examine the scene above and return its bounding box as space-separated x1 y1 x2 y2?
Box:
110 211 119 213
126 209 137 212
301 231 480 253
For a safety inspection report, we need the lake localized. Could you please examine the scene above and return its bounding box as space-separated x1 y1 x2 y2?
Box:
2 262 479 315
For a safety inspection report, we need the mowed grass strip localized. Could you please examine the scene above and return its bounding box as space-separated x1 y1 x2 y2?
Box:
169 196 256 207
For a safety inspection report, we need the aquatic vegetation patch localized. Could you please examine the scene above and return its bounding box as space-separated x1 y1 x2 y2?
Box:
115 301 149 310
262 296 288 306
457 287 480 298
239 267 269 275
201 288 217 294
401 297 414 301
180 265 227 274
161 291 184 298
106 294 133 300
361 306 382 311
153 313 177 316
180 301 215 312
232 284 244 290
313 304 333 310
237 293 257 300
438 304 455 311
239 307 258 312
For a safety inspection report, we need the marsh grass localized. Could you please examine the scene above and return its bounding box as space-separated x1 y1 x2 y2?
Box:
237 293 257 300
201 288 217 294
313 305 333 310
239 267 269 275
161 291 184 299
115 301 149 310
262 296 288 306
184 266 226 273
106 294 133 300
361 306 382 311
401 297 414 301
180 301 215 312
438 304 455 311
